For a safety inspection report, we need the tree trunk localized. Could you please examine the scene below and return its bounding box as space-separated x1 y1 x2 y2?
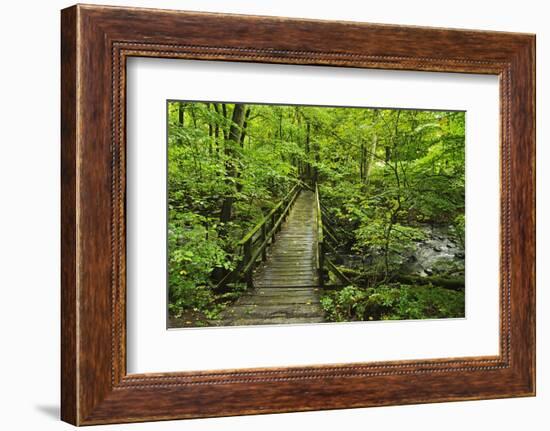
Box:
364 134 377 186
220 104 247 225
305 121 311 181
360 139 365 181
313 131 320 185
177 102 185 145
236 108 251 193
240 108 251 148
207 103 213 154
221 103 229 140
213 103 220 157
385 145 391 163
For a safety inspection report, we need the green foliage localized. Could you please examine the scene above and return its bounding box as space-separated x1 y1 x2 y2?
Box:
167 212 231 317
167 101 465 324
353 218 426 275
321 284 465 322
453 214 466 248
317 109 465 277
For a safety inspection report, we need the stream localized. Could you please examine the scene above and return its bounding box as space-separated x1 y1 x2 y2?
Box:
400 225 464 277
334 224 465 279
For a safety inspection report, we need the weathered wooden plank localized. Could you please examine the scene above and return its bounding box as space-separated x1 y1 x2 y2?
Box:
217 190 324 326
262 269 316 275
237 295 320 306
217 317 326 326
221 304 323 319
255 288 322 294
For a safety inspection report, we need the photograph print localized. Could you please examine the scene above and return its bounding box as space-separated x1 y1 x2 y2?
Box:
167 101 466 328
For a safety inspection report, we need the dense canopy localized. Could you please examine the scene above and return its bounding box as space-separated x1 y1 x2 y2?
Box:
167 101 465 326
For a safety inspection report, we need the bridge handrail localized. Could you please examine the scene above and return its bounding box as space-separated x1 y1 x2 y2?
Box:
315 183 324 287
215 183 301 290
238 184 300 245
315 183 356 288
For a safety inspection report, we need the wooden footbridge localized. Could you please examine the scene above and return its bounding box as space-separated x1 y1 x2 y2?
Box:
215 183 353 326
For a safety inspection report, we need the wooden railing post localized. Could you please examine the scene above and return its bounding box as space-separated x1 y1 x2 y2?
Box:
243 239 253 289
261 224 267 261
286 194 291 217
271 212 276 242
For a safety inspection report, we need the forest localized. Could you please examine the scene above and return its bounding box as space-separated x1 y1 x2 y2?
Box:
167 101 465 328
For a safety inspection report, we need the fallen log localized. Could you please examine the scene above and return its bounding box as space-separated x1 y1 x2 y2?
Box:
392 274 465 291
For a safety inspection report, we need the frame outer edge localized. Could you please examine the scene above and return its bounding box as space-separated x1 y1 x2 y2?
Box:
504 34 536 396
531 34 536 396
521 34 536 395
61 4 536 425
527 35 536 395
61 4 80 426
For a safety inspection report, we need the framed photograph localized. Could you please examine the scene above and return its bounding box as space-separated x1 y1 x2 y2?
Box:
61 4 535 425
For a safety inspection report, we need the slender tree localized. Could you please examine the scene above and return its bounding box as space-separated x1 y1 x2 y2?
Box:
220 103 247 225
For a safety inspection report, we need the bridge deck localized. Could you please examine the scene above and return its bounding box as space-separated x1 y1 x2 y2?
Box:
217 190 325 326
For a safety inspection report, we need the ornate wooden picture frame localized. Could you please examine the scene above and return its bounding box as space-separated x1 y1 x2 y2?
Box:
61 4 535 425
